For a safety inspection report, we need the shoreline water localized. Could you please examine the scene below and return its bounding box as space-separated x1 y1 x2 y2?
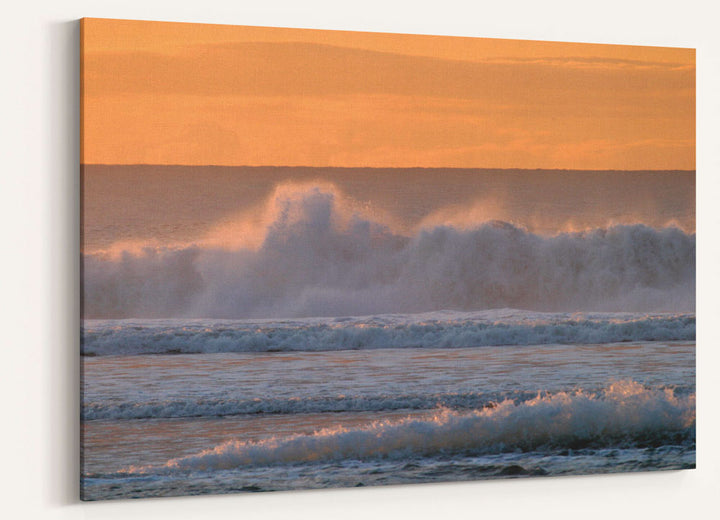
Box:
81 330 696 500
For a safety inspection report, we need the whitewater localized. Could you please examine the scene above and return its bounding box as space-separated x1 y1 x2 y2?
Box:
81 310 695 357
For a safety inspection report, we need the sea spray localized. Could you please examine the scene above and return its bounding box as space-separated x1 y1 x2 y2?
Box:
83 185 695 319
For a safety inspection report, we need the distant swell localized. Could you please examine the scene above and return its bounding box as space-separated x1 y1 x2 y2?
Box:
124 381 694 473
82 185 695 319
81 311 695 356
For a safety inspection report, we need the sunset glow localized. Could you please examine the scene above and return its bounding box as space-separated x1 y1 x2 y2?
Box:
81 18 695 169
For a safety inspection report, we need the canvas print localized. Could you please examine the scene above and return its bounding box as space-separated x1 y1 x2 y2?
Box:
80 18 696 500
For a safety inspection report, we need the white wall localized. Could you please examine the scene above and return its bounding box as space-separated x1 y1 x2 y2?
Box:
2 1 718 518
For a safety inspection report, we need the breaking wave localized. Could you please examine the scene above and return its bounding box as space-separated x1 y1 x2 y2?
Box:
83 184 695 319
81 311 695 356
123 381 694 473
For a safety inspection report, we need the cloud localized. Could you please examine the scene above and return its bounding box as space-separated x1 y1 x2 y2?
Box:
83 41 694 101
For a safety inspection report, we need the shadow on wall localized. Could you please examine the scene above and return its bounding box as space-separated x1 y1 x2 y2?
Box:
46 19 81 506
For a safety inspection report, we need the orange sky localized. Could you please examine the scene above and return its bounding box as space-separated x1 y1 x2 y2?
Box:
81 18 695 169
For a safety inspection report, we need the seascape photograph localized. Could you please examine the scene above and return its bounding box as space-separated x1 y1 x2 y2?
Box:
80 18 696 500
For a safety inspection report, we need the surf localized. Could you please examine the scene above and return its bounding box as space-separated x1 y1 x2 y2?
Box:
82 184 695 319
121 381 694 473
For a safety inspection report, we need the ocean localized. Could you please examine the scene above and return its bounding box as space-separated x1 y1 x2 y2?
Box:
80 167 695 500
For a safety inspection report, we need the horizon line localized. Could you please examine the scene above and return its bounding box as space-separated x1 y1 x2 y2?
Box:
80 163 697 173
